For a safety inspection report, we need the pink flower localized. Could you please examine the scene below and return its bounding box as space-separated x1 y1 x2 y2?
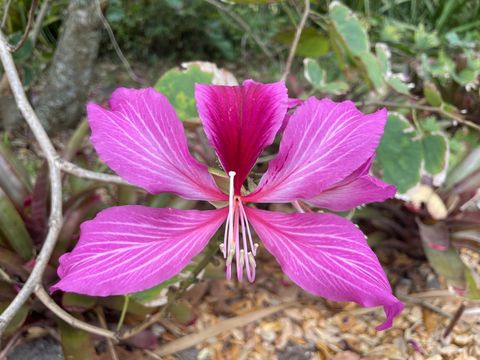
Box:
52 81 403 330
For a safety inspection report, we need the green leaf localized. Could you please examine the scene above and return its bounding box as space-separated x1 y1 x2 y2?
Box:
422 134 448 175
386 76 412 95
321 81 349 95
303 58 325 89
358 51 384 90
275 28 329 57
62 293 97 312
154 65 213 120
58 319 96 360
424 81 443 107
376 114 423 193
0 301 28 336
9 33 33 63
423 244 466 292
465 268 480 300
414 24 440 50
0 188 34 260
375 43 390 76
329 2 369 56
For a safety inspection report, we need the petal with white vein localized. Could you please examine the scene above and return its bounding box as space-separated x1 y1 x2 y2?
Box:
245 207 403 330
51 206 228 296
88 87 226 201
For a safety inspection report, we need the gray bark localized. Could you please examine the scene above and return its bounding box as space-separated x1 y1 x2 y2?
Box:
35 0 103 131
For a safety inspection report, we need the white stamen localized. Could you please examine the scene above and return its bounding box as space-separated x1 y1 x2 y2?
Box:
248 252 256 268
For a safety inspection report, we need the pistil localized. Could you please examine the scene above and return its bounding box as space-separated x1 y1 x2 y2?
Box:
222 171 258 282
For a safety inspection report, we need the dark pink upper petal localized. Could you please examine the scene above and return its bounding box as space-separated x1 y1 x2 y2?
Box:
307 157 396 211
88 87 226 201
246 207 403 330
195 80 288 193
51 206 228 296
245 98 387 203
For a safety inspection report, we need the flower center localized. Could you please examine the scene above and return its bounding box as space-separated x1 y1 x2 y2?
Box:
219 171 258 282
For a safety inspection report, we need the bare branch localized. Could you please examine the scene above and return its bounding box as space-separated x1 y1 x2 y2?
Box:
0 30 63 335
280 0 310 82
94 0 142 83
35 286 118 340
204 0 274 60
58 159 130 186
8 0 38 52
31 0 51 47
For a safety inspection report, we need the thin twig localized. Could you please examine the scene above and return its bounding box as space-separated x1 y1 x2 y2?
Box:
94 0 142 83
204 0 274 60
96 307 120 360
280 0 310 81
35 286 118 340
0 30 63 335
30 0 51 47
58 158 130 186
8 0 37 52
360 100 480 132
0 0 12 29
443 303 465 338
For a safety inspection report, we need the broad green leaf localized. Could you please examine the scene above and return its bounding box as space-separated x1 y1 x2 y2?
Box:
0 189 33 260
275 28 329 57
322 81 349 95
58 319 95 360
422 134 448 175
465 269 480 300
9 33 33 63
359 51 384 90
376 114 423 193
387 76 412 95
303 58 325 88
424 82 443 107
155 65 213 120
329 2 369 56
375 43 390 76
420 117 441 133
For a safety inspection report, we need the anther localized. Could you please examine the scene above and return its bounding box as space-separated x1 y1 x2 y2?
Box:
239 249 245 268
248 252 256 268
219 243 225 256
226 245 235 266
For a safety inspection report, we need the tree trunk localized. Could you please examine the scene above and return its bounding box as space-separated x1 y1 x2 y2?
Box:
35 0 103 131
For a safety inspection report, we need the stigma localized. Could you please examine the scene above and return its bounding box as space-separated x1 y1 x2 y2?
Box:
220 171 258 282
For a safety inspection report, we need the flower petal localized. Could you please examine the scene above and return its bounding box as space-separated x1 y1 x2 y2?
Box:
51 206 228 296
195 80 288 193
245 207 403 330
245 98 387 203
307 158 396 211
88 87 226 201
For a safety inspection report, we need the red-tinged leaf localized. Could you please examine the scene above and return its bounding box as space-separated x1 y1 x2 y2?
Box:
416 219 450 251
0 188 34 260
123 330 158 349
170 299 197 326
27 162 49 243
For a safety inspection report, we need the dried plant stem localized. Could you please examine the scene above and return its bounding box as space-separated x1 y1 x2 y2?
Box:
361 100 480 132
280 0 310 82
35 287 117 340
96 307 120 360
30 0 51 47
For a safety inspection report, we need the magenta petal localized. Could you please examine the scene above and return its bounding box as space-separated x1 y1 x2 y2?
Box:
51 206 228 296
88 87 226 201
245 98 387 203
307 158 396 211
195 80 288 193
245 207 403 330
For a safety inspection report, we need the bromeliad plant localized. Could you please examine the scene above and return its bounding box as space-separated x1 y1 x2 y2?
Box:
52 80 404 330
